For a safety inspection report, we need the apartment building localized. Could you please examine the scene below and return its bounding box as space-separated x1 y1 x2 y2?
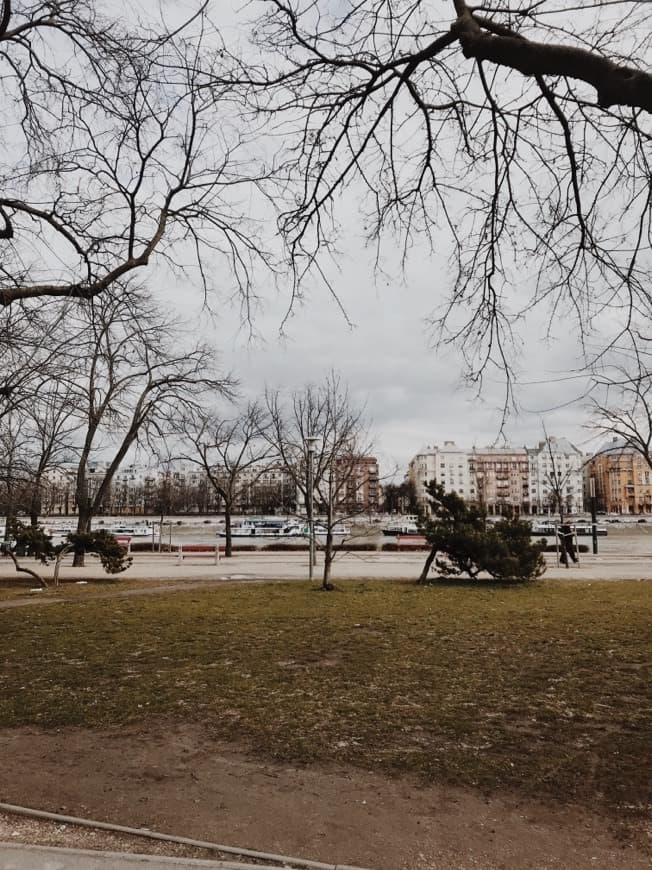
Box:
471 447 530 515
334 455 380 514
40 460 217 516
408 441 475 511
408 447 439 511
587 438 652 514
12 454 381 518
409 436 584 516
527 436 585 515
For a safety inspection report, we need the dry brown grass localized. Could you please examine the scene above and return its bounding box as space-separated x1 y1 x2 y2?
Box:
1 578 650 817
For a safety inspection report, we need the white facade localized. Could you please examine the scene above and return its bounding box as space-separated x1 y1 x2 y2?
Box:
527 437 584 515
408 446 439 510
409 441 474 511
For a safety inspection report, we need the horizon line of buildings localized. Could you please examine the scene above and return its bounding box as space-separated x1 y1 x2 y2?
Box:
15 456 381 518
3 435 651 519
408 436 652 516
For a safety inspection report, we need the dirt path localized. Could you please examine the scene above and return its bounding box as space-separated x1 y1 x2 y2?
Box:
0 721 648 870
0 578 225 609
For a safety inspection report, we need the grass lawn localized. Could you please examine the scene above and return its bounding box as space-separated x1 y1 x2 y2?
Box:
1 578 650 816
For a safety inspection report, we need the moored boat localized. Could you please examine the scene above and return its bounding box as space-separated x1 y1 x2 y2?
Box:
216 518 351 538
382 515 421 536
217 519 302 538
110 524 155 538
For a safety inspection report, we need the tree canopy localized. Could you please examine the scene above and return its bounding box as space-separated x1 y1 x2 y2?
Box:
418 482 546 583
2 1 649 396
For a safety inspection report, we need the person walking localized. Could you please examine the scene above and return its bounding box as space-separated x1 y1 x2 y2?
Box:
558 523 578 566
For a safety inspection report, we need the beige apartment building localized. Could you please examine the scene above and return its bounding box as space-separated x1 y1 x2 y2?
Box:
587 439 652 514
334 455 380 514
471 447 530 515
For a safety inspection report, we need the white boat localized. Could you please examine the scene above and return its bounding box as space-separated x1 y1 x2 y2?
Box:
293 522 351 537
217 519 302 538
382 515 421 536
216 519 351 538
569 523 608 537
110 524 155 538
45 525 73 534
40 524 76 546
530 522 556 536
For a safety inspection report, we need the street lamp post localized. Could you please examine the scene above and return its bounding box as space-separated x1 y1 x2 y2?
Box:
589 476 598 555
304 435 318 580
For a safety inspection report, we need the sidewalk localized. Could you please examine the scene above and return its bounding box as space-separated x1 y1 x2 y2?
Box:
2 548 652 587
0 842 278 869
0 839 367 869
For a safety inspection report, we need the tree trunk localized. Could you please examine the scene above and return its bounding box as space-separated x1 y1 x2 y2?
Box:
322 527 334 590
53 545 74 586
73 505 92 567
28 480 42 528
417 545 438 584
224 505 233 558
6 551 47 588
3 507 16 544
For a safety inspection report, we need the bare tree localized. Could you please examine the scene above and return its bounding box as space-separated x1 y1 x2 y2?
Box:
177 401 273 557
541 435 572 524
0 409 33 533
65 288 234 565
0 302 89 530
16 382 82 526
0 303 74 421
591 354 652 470
0 0 271 309
232 1 652 385
266 373 374 589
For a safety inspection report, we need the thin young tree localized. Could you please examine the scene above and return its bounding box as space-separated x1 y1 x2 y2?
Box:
266 373 374 589
232 1 652 386
18 383 83 527
539 431 574 523
0 409 33 534
177 401 273 557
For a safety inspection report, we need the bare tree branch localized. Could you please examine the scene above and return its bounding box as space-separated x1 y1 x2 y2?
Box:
0 1 273 308
230 0 652 386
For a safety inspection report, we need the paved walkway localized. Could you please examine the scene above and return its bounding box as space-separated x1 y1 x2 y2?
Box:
2 547 652 589
0 839 367 869
0 842 275 869
0 541 652 596
0 841 368 869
